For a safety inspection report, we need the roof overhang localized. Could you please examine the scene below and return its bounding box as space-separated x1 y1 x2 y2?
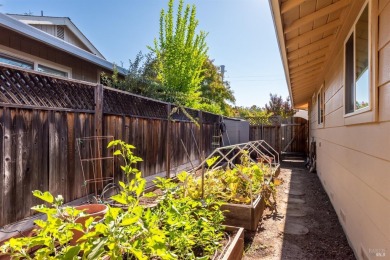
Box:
8 14 106 60
268 0 355 109
0 13 127 76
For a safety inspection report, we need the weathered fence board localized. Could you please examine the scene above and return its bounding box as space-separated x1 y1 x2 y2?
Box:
0 65 223 226
249 117 308 154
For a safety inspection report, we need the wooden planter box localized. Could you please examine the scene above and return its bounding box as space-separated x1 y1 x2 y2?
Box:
100 226 244 260
273 164 281 177
222 226 245 260
221 195 266 231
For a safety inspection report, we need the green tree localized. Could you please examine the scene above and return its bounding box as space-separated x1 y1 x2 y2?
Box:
264 93 295 118
196 59 235 115
101 52 164 99
233 105 272 125
149 0 208 107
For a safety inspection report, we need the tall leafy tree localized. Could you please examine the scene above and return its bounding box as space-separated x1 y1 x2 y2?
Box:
149 0 208 106
197 59 235 115
264 93 295 118
233 105 272 125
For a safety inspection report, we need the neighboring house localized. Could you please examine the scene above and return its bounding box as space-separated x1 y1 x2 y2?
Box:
269 0 389 259
0 13 125 83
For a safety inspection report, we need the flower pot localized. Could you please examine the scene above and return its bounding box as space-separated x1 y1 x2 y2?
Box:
70 204 108 245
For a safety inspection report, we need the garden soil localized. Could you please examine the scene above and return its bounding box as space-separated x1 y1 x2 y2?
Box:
243 156 356 260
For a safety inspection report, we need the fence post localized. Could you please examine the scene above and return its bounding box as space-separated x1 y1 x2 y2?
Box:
166 104 171 178
198 110 203 159
94 84 104 192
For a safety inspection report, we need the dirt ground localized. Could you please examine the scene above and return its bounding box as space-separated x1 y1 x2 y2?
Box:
243 156 356 260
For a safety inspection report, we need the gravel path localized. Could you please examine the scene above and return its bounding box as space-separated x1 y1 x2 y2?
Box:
243 155 356 260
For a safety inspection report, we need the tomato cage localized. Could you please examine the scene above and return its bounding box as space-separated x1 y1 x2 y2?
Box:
189 140 280 207
76 136 116 203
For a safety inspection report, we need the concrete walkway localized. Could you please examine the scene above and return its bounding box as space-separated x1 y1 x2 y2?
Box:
243 155 355 260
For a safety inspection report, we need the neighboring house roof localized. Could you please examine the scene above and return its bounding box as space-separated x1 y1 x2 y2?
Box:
268 0 354 109
0 13 127 75
7 14 105 59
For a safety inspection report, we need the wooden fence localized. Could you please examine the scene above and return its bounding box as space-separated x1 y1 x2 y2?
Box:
0 64 219 226
249 117 308 155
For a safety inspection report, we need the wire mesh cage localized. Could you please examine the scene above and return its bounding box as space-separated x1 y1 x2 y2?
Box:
76 136 116 203
188 140 280 206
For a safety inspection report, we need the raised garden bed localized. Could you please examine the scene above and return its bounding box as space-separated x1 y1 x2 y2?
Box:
222 195 266 231
221 226 245 260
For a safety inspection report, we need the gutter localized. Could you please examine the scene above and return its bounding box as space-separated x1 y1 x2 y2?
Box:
268 0 295 108
0 13 127 76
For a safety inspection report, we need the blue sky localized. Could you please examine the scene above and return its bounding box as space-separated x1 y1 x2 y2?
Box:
0 0 289 108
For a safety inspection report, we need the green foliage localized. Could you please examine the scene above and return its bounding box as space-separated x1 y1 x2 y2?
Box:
264 93 296 118
196 59 235 115
180 153 275 205
149 0 208 107
153 176 225 259
233 105 273 126
1 140 226 260
102 52 164 99
107 139 143 182
0 191 87 259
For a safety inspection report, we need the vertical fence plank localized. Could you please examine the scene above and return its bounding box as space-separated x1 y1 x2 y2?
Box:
0 108 4 225
2 107 13 225
19 110 33 220
94 84 103 192
48 112 68 199
67 112 76 201
166 104 171 178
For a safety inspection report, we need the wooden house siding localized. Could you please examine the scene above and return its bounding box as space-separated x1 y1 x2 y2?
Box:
29 25 90 53
308 0 390 255
63 27 91 52
0 26 110 83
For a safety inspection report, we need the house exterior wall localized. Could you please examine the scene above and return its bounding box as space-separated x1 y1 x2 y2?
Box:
30 24 90 53
0 26 111 83
309 1 390 258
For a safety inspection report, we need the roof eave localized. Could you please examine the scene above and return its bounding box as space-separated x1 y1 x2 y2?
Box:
0 13 126 76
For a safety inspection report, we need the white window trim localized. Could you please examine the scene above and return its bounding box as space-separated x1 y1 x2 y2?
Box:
343 2 371 117
0 44 72 79
343 0 378 125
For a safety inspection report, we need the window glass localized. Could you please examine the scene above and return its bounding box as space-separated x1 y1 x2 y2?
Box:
355 6 369 110
344 4 369 114
317 88 324 125
0 54 33 70
37 64 68 78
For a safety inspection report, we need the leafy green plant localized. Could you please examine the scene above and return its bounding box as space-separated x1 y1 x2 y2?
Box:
181 153 276 206
0 191 87 259
1 140 229 260
153 176 225 259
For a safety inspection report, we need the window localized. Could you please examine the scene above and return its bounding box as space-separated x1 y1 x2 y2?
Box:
0 53 33 70
345 4 369 114
317 86 324 125
37 64 69 78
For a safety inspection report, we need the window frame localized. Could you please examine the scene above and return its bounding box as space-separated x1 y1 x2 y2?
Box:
37 63 69 78
0 53 34 70
317 84 324 127
343 0 378 125
0 46 72 79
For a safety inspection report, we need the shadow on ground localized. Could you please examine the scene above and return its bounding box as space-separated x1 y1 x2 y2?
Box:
243 154 355 260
